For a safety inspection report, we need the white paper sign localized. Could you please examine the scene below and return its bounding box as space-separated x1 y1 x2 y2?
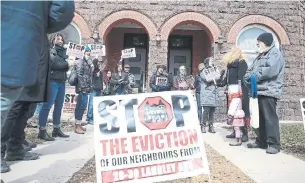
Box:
300 98 305 131
87 44 106 57
121 48 136 59
66 42 85 58
93 91 210 183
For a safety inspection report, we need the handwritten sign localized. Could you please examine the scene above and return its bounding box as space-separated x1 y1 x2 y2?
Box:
156 76 168 87
203 66 221 84
66 42 85 58
93 91 210 183
87 44 106 58
121 48 136 59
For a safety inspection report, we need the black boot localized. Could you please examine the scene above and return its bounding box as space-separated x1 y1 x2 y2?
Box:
241 127 249 142
38 129 55 141
226 130 235 138
5 149 39 161
201 125 206 133
23 139 37 148
208 124 216 133
1 152 10 173
52 128 69 138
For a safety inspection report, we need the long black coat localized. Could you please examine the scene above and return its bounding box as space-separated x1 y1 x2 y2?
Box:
218 59 250 117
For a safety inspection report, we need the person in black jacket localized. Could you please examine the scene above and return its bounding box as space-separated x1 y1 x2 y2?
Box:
87 58 103 125
149 65 172 92
38 34 75 141
218 47 250 142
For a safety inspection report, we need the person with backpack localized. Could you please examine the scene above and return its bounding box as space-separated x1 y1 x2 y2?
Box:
38 34 75 141
74 47 94 134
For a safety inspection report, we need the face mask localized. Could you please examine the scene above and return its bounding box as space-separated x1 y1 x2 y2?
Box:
84 55 90 60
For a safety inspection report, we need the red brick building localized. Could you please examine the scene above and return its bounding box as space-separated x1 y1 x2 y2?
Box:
59 0 305 121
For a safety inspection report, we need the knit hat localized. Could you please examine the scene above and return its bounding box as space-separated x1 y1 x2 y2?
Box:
257 33 273 46
84 45 91 53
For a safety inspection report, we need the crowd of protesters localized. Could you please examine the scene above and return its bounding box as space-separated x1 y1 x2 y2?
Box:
1 1 285 174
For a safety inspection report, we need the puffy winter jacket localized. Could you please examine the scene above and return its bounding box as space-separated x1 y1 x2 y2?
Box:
50 45 69 83
75 57 94 93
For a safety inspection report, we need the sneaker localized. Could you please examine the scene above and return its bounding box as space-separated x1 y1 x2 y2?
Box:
266 147 280 154
247 142 267 149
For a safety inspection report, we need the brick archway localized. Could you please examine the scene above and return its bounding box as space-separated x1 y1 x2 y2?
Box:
72 12 91 39
227 15 290 45
98 10 158 40
160 12 221 43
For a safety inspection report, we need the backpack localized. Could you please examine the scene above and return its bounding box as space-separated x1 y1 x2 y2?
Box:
68 66 78 86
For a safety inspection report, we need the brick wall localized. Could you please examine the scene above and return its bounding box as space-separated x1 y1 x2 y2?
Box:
74 0 304 121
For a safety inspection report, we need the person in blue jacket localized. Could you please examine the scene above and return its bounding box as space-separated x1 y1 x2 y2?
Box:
1 1 75 173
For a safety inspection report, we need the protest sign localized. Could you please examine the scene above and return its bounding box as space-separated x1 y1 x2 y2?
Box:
203 66 221 85
300 98 305 131
156 76 168 87
93 91 210 183
63 86 87 115
87 44 106 58
66 42 85 58
121 48 136 59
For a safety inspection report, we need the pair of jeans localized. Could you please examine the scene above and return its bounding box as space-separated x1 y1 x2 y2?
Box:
256 96 280 150
1 102 33 154
75 92 89 123
87 89 102 122
195 93 202 123
34 103 43 118
1 85 23 129
202 107 216 126
38 82 65 129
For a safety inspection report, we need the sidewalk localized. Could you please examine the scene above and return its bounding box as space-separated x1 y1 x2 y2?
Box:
204 124 305 183
1 126 95 183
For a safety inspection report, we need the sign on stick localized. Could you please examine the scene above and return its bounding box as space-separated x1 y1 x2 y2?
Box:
87 44 106 58
93 91 210 183
121 48 136 59
66 42 85 58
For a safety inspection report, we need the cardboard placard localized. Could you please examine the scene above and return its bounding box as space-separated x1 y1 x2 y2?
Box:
121 48 136 59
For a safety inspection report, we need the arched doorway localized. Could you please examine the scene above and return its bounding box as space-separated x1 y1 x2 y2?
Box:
98 11 158 91
236 25 280 66
160 12 221 76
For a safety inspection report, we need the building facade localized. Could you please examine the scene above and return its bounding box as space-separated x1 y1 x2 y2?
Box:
60 0 305 121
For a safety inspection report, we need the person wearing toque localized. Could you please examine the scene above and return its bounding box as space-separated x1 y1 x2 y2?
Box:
244 32 285 154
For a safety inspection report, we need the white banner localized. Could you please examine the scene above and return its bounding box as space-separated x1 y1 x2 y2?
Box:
87 44 106 58
121 48 136 59
93 91 209 183
300 98 305 131
66 42 85 58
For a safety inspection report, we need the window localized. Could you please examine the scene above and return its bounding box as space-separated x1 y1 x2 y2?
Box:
124 34 147 48
236 25 280 66
169 36 192 49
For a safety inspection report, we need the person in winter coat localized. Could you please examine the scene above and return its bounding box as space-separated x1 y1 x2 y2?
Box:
199 57 221 133
173 65 194 90
1 1 75 173
38 34 75 141
194 63 204 127
74 47 94 134
103 70 112 95
244 33 285 154
218 47 250 142
87 59 104 125
111 63 129 95
124 64 136 94
150 65 172 92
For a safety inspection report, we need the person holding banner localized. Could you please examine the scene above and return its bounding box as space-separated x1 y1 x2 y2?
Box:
150 65 172 92
38 34 75 141
173 65 195 91
110 63 129 95
244 33 285 154
87 58 104 125
199 57 221 133
218 47 250 142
